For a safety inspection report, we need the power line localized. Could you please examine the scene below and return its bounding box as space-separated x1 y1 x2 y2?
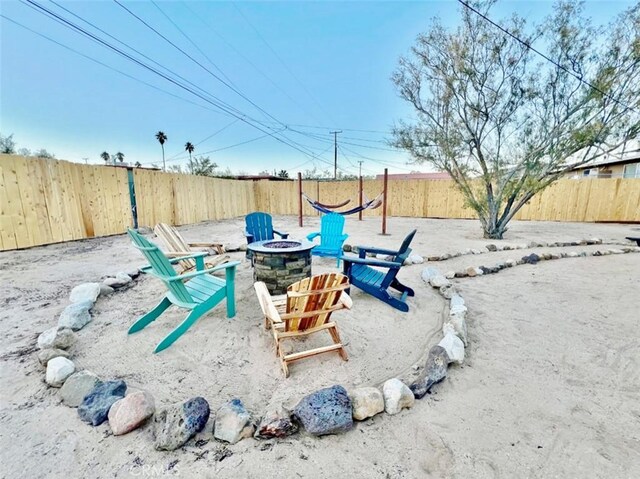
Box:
165 119 240 161
457 0 639 114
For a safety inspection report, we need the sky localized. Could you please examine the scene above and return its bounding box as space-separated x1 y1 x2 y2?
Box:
0 0 635 176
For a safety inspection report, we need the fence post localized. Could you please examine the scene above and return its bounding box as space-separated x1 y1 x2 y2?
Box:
382 168 388 234
127 167 138 229
298 172 303 227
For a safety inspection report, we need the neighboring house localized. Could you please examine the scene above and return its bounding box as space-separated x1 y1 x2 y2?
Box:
375 172 452 180
565 155 640 179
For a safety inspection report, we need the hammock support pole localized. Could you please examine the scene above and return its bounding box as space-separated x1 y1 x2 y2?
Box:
298 172 303 227
382 168 388 235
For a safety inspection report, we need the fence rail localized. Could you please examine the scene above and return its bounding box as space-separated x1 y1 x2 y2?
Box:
1 154 638 251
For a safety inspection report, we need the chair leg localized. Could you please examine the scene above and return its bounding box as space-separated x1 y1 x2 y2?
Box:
129 297 171 334
328 326 348 361
154 307 205 353
391 278 415 297
225 268 236 319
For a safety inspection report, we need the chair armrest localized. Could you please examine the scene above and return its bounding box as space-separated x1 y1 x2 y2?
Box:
339 255 402 269
340 234 349 242
355 246 399 256
174 261 240 281
306 232 320 241
244 230 254 241
274 230 289 239
165 252 209 264
254 281 282 324
187 242 224 247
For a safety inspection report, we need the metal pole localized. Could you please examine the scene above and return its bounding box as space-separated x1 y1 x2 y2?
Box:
382 168 388 235
316 180 320 216
330 130 342 179
298 172 303 227
358 175 363 221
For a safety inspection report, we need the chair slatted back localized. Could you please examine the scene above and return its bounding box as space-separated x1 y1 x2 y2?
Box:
381 229 417 288
285 273 349 332
154 223 196 271
320 213 346 250
246 212 274 243
127 229 193 304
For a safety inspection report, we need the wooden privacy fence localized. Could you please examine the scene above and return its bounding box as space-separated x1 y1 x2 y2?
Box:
1 154 639 251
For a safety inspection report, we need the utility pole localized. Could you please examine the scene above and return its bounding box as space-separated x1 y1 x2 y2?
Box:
330 130 342 179
358 160 363 177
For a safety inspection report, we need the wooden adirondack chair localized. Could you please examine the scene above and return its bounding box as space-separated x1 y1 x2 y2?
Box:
154 223 229 273
254 273 352 377
127 228 239 353
339 230 417 312
306 213 349 266
245 212 289 244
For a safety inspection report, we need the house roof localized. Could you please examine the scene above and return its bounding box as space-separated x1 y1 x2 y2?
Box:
375 172 451 180
567 141 640 170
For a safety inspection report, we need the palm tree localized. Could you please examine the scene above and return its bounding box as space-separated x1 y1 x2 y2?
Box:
115 152 125 163
100 151 110 164
185 142 195 172
155 131 167 170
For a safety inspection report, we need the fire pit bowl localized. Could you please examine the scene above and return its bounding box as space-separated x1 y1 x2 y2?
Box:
247 239 315 294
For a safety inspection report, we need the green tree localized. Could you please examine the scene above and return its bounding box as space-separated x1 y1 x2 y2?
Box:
34 149 55 159
155 131 168 171
185 141 195 170
0 133 16 154
100 151 110 164
392 0 639 239
277 169 289 178
114 152 125 163
188 156 218 176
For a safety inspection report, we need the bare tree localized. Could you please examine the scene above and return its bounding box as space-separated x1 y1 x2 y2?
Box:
392 0 639 238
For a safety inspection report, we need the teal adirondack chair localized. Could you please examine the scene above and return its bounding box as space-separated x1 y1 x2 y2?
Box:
245 212 289 244
127 228 239 353
306 213 349 266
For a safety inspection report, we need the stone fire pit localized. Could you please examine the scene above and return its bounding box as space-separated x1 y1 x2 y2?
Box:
248 239 315 294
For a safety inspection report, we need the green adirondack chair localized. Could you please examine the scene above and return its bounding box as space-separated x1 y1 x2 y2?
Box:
306 213 349 266
127 228 240 353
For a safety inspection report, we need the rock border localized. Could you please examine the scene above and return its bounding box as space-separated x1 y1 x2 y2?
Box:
32 237 640 451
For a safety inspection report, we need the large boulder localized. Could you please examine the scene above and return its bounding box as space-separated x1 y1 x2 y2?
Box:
382 378 414 415
255 406 298 439
109 391 156 436
60 370 101 407
293 385 353 436
37 348 70 366
57 300 93 331
349 387 384 421
213 399 255 444
154 397 210 451
78 380 127 426
410 345 449 399
37 327 75 350
69 283 101 303
45 357 75 387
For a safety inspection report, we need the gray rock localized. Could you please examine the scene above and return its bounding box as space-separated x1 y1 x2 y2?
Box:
109 391 155 436
485 244 497 252
293 385 353 436
427 255 442 262
450 304 468 316
126 269 141 280
382 378 414 415
45 357 75 387
154 397 210 451
37 348 70 366
69 283 101 303
78 380 127 426
471 248 484 255
350 387 384 420
429 275 450 288
450 294 465 308
99 283 115 296
37 327 75 350
57 300 93 331
213 399 255 444
255 406 298 439
342 244 352 252
421 267 442 283
444 271 456 279
410 345 449 399
454 270 468 278
521 253 540 265
103 273 132 289
439 284 456 299
60 370 101 407
505 259 516 267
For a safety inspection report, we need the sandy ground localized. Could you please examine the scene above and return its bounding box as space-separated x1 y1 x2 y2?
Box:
1 215 639 479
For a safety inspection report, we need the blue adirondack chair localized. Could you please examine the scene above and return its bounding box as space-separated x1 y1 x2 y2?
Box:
339 230 417 312
245 212 289 244
127 228 239 353
306 213 349 266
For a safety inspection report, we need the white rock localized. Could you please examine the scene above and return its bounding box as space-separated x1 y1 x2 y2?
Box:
567 251 580 257
450 294 465 308
448 313 469 346
57 300 93 331
421 267 442 283
409 254 424 264
350 387 384 421
471 249 483 254
214 399 255 444
46 357 75 387
495 244 505 251
505 259 516 267
37 327 75 350
450 304 467 316
69 283 101 303
429 276 450 288
444 271 456 279
609 249 624 254
474 267 484 276
382 378 414 415
99 283 115 296
438 332 465 365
